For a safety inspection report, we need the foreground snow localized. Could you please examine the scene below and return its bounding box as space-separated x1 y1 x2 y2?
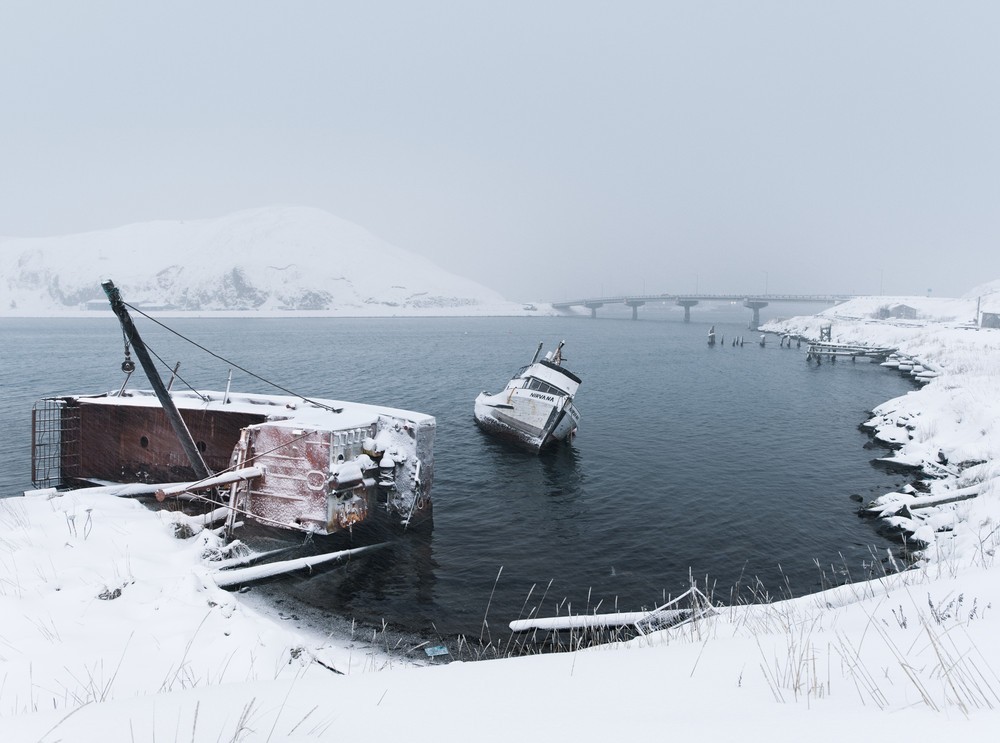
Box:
4 290 1000 740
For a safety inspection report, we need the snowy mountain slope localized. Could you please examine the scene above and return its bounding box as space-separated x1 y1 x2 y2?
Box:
964 278 1000 302
0 206 527 316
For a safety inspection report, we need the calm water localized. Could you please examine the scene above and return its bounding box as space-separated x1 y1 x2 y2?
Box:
0 307 916 641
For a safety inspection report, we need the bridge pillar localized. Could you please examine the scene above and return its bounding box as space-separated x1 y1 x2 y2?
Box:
676 299 699 322
624 299 646 320
584 301 604 319
743 300 769 330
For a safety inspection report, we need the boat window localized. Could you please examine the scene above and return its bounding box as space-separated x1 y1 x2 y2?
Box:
140 436 149 449
196 441 207 453
525 378 563 395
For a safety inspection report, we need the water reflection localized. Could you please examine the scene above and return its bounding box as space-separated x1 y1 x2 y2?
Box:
477 432 585 500
539 444 584 498
330 530 440 628
240 523 442 634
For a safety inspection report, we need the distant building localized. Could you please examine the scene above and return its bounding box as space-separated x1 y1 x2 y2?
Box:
876 304 917 320
982 312 1000 329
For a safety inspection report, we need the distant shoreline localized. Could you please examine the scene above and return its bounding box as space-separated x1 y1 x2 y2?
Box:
0 305 565 320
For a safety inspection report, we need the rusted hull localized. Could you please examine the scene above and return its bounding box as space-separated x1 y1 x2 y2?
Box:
59 399 264 484
32 390 435 537
236 420 432 534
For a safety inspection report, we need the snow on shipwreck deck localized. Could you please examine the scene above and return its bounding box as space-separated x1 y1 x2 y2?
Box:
38 387 437 535
79 388 436 431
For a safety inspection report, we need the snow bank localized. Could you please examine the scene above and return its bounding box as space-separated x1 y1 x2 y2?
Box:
0 490 406 738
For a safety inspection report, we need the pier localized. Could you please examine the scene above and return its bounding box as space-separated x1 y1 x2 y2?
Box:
805 341 897 362
551 293 853 329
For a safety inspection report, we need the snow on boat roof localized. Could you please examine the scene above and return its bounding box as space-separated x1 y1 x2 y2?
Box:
537 358 582 385
70 389 435 430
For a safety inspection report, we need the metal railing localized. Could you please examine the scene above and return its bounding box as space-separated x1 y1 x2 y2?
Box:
31 398 80 488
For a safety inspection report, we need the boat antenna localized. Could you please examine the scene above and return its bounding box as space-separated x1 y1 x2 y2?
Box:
530 342 543 365
102 279 214 481
552 340 565 365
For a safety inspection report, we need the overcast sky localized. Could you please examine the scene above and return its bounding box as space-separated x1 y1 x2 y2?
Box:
2 1 998 302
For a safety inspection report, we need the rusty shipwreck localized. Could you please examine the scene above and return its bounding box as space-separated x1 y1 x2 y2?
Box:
30 280 434 538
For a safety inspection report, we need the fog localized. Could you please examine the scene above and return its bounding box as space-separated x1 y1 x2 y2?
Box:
1 1 997 302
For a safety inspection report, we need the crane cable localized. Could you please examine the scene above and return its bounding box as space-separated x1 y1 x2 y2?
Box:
123 301 342 413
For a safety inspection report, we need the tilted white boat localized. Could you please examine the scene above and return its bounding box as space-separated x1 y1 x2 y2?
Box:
474 341 581 452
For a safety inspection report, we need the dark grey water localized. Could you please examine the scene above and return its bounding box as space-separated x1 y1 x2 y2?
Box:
0 308 915 641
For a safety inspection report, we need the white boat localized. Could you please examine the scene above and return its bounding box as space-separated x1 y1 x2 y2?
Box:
474 341 581 452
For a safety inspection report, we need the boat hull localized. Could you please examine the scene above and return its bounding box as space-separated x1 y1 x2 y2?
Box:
474 389 579 452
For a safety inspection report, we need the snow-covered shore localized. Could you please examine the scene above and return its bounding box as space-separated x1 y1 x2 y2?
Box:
0 302 555 320
3 291 1000 741
763 292 1000 566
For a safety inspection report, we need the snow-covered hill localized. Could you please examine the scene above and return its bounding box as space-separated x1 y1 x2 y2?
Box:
0 206 532 316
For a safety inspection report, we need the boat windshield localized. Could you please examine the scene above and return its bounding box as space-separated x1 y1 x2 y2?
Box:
524 377 566 396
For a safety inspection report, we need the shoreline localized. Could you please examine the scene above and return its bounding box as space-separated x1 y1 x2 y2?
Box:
763 295 1000 569
3 297 1000 738
0 303 565 320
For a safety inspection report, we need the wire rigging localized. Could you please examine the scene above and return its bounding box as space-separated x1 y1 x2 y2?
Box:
124 302 341 412
143 340 207 401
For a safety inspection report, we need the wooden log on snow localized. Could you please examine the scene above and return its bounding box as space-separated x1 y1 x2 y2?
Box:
211 542 388 588
509 609 687 633
510 587 702 633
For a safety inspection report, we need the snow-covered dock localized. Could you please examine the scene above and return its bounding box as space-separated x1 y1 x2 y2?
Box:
804 341 896 361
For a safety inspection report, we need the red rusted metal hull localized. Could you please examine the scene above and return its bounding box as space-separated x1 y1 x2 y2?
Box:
61 399 263 483
32 389 435 537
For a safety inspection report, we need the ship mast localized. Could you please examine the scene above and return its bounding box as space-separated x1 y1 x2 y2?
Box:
102 279 213 481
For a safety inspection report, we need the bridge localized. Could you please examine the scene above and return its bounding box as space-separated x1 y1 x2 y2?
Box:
550 293 853 329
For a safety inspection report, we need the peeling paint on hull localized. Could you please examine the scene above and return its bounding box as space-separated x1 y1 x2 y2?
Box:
31 389 435 536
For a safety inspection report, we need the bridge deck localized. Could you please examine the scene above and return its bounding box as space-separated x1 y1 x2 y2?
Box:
552 293 852 309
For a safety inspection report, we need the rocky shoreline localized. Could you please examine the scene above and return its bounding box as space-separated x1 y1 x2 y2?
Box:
764 292 1000 571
